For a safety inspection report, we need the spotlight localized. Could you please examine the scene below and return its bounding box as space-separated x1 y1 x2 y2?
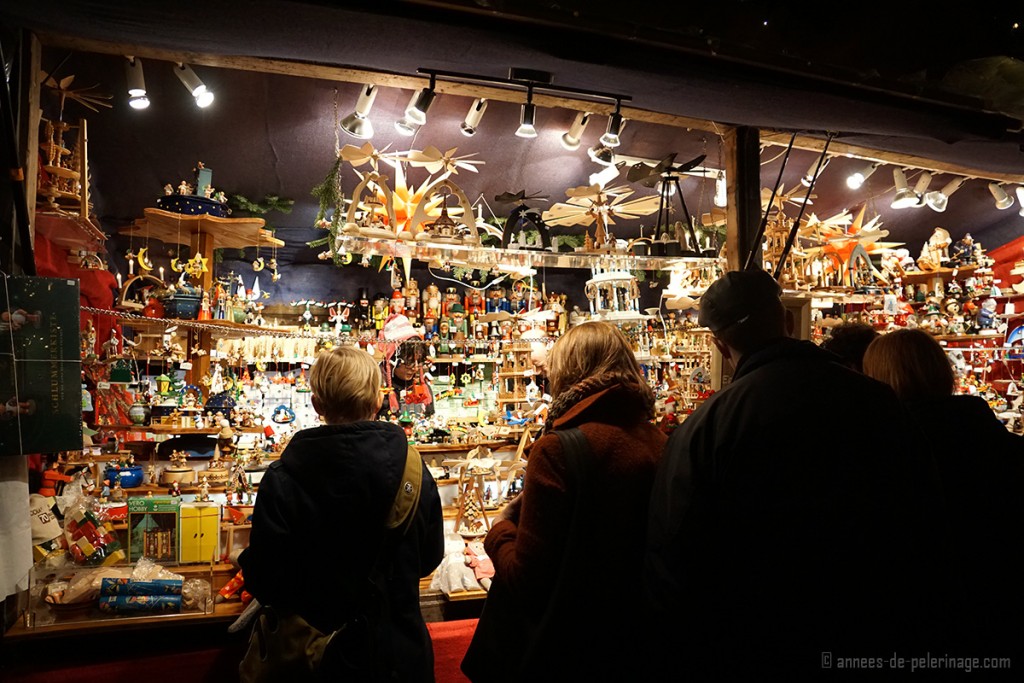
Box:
515 86 538 138
404 82 436 126
560 112 590 150
846 162 880 190
800 156 831 187
394 117 419 137
588 144 615 166
599 100 624 148
589 162 622 188
340 84 377 140
924 177 965 213
125 56 149 110
890 168 918 209
911 171 933 206
460 98 487 137
989 182 1015 210
174 63 214 108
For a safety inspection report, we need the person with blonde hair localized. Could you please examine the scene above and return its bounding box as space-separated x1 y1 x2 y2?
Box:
240 345 444 681
863 328 1024 661
463 322 666 681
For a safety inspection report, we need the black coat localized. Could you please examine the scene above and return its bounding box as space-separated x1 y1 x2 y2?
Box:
646 338 949 677
904 394 1024 659
239 421 445 682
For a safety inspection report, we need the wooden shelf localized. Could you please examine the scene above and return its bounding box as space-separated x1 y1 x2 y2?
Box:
120 316 301 339
35 210 105 252
900 265 977 284
119 208 282 250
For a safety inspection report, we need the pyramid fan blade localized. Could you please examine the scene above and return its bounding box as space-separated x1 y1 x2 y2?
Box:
627 162 655 183
674 153 707 174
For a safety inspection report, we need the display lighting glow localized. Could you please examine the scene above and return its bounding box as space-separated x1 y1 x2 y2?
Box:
125 56 149 110
174 63 214 108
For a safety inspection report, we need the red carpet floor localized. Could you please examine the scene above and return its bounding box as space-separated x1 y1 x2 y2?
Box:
428 618 477 683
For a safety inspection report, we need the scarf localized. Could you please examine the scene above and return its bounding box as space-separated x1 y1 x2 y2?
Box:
543 372 651 434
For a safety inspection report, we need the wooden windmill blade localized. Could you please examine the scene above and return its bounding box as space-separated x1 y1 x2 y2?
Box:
542 202 591 225
608 193 662 219
406 146 484 175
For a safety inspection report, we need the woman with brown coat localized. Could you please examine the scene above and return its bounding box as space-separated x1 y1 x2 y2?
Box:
462 322 666 682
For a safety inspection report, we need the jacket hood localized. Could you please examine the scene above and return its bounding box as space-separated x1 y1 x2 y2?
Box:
276 421 409 507
551 383 651 430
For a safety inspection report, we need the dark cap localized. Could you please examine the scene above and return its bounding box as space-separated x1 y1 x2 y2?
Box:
698 268 782 333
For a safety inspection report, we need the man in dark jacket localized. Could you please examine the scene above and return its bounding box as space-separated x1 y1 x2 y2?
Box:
240 346 444 682
645 269 948 678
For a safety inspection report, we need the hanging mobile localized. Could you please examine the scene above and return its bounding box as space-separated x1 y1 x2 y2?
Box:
170 213 185 272
252 226 265 271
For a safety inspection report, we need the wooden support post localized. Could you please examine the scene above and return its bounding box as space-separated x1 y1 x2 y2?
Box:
189 230 215 385
724 126 763 272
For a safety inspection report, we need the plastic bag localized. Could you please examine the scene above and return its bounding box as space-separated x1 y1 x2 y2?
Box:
63 498 125 566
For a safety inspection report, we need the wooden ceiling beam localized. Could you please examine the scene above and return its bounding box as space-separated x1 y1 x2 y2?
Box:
760 131 1024 184
37 31 723 134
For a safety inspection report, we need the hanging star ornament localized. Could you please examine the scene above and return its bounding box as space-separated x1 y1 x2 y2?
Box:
185 252 209 279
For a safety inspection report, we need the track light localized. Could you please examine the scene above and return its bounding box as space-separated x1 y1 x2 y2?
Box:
340 84 377 140
404 75 436 126
600 101 624 148
989 182 1015 210
800 156 831 187
589 162 623 188
515 87 537 138
394 116 419 137
174 63 214 108
588 144 615 166
924 177 965 212
460 98 487 137
560 112 590 151
1017 187 1024 217
911 171 933 206
846 162 880 190
125 56 149 110
891 168 919 209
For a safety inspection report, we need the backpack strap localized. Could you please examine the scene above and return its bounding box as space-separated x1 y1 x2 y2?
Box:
385 444 423 533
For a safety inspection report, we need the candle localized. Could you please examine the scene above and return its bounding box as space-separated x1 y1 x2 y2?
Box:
116 272 122 289
159 266 165 281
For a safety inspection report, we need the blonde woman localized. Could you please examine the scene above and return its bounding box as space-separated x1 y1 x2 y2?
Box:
240 345 444 681
463 322 666 682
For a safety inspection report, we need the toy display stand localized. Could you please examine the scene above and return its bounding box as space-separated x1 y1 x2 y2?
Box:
118 208 283 384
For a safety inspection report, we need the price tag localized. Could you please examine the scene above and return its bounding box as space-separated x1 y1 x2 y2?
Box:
97 381 110 390
180 362 193 371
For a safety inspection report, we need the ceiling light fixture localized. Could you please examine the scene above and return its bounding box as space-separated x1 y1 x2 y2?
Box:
515 86 537 138
599 100 624 148
560 112 590 151
460 98 488 137
394 116 419 137
404 74 437 126
846 161 880 190
890 168 919 209
174 63 214 108
911 171 933 206
989 182 1015 210
340 84 377 139
589 162 623 188
588 144 615 167
125 56 149 110
923 177 965 212
801 155 831 187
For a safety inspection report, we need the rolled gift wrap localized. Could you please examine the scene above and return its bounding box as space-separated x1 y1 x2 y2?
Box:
101 578 183 596
98 595 182 613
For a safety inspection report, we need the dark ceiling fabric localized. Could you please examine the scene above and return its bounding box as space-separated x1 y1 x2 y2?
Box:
5 1 1024 277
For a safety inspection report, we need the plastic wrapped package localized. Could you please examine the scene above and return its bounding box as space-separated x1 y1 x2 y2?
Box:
62 499 125 566
182 578 212 612
429 552 483 595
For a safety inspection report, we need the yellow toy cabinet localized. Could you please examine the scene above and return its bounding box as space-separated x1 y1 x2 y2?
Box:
179 502 220 564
